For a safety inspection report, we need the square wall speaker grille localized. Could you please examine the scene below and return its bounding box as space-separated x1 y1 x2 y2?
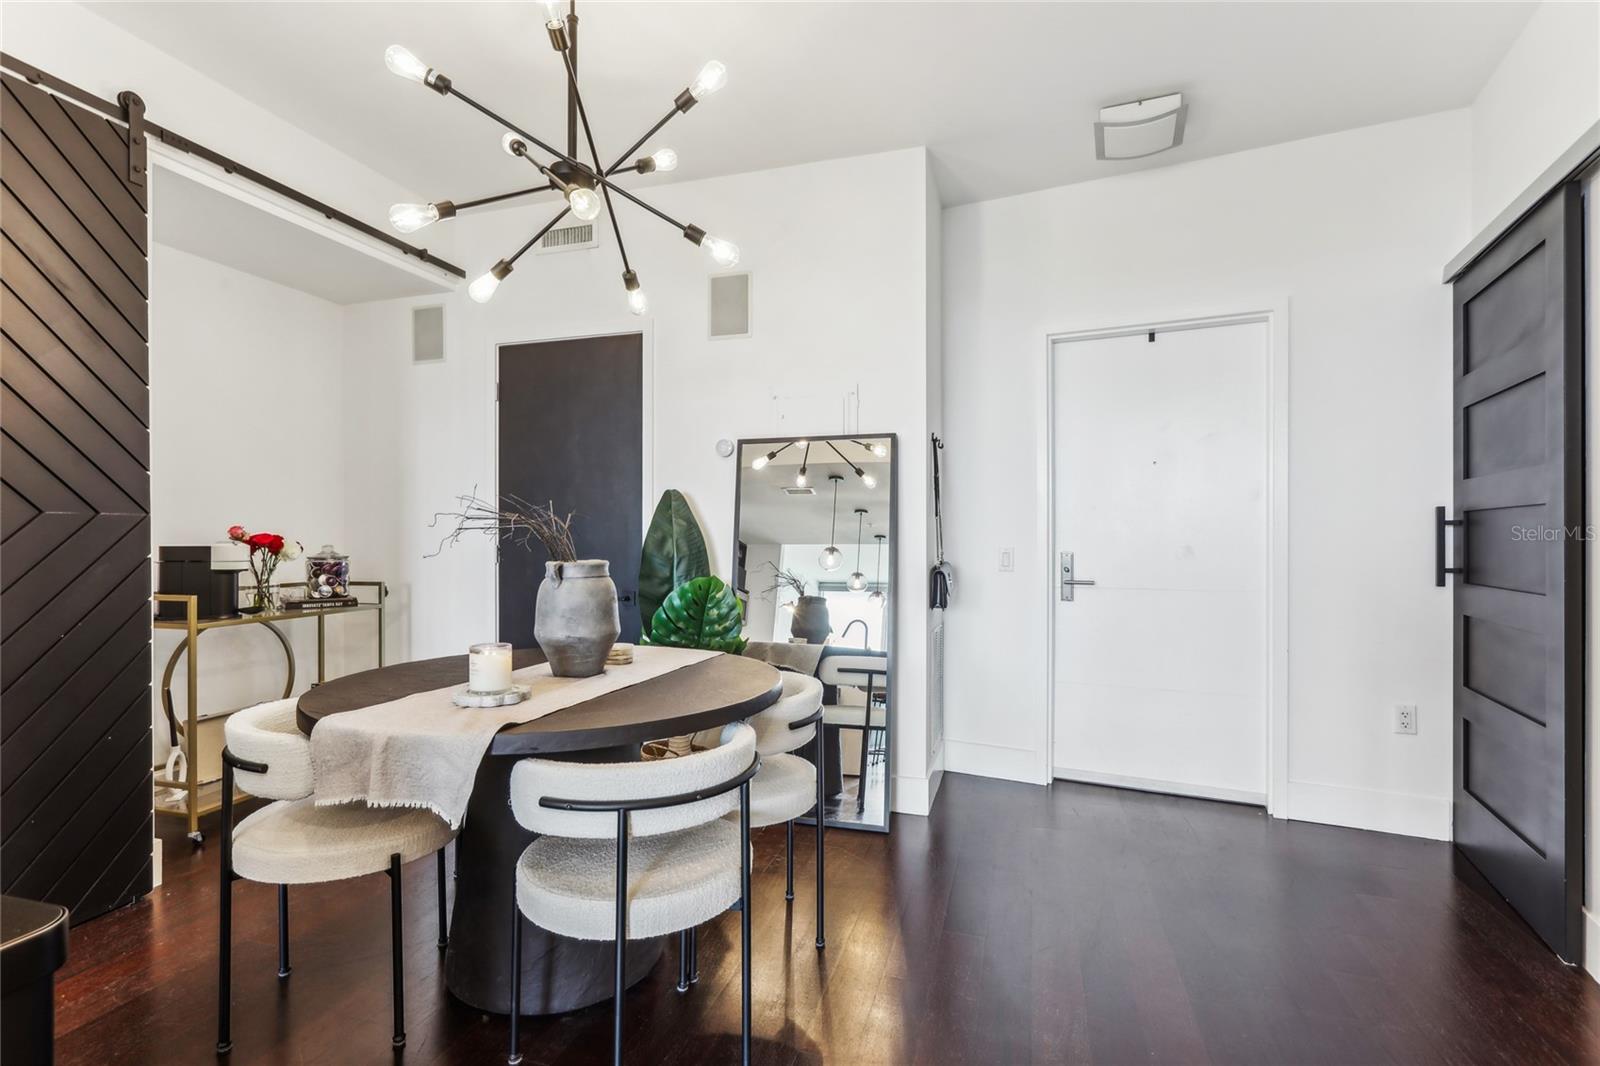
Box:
413 305 444 363
709 272 751 339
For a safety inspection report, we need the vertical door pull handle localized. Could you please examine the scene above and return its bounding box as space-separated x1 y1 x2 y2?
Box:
1436 506 1463 587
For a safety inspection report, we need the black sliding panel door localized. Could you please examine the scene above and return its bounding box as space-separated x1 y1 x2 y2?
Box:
497 334 643 648
0 73 153 922
1451 183 1583 961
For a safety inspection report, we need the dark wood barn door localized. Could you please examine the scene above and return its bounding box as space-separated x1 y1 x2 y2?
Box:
1 73 153 921
497 334 643 647
1451 183 1583 961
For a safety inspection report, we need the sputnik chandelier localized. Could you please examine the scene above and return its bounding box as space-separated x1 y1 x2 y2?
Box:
751 438 887 490
383 0 740 311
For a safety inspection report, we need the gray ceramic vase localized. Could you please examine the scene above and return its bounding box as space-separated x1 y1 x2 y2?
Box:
790 594 831 644
534 559 620 678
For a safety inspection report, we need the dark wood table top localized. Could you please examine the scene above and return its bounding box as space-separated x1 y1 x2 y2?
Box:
296 647 782 756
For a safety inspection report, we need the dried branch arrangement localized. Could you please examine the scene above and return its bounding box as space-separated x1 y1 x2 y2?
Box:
761 562 808 598
427 491 577 561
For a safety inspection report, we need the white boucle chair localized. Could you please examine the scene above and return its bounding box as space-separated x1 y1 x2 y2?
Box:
505 722 761 1066
216 699 455 1055
747 672 826 948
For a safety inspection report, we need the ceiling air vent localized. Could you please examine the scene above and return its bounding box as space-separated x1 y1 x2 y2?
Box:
782 486 816 496
1095 93 1187 160
535 221 598 254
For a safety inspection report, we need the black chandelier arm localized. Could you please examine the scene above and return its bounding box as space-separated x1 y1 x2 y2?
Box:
506 204 575 267
560 50 631 275
606 105 682 176
454 182 558 212
824 440 866 476
440 80 702 241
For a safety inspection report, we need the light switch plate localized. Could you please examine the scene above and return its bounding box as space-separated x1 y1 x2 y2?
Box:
999 549 1014 572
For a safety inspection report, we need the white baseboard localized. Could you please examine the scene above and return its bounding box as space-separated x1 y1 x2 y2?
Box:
1286 779 1451 841
1053 766 1264 807
893 774 933 816
152 839 162 888
942 738 1046 784
1584 908 1600 984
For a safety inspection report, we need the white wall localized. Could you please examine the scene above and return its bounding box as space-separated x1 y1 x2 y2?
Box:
1469 0 1600 230
942 111 1471 839
340 147 941 813
149 244 373 761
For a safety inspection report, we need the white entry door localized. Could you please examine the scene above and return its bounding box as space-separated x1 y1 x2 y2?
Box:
1051 320 1269 803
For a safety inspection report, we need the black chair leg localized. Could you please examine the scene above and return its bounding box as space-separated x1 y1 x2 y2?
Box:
785 821 795 902
740 783 752 1066
217 762 235 1055
613 810 629 1066
388 853 405 1048
816 726 827 950
437 846 450 949
277 885 291 978
676 929 690 993
508 866 523 1066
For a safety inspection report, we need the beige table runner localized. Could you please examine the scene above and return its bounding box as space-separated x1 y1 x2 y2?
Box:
310 646 718 828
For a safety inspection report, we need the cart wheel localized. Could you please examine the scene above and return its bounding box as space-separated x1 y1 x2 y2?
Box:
188 831 204 845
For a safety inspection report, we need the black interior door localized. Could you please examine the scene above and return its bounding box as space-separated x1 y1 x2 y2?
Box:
497 333 643 648
1451 183 1583 961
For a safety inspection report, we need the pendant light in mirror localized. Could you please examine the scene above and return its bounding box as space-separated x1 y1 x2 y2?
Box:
867 534 886 605
847 509 869 591
819 475 844 571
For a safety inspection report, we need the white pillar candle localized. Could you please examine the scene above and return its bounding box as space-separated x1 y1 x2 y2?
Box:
468 642 513 693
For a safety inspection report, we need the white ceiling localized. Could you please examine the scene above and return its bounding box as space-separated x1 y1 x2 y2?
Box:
88 2 1532 207
152 163 455 303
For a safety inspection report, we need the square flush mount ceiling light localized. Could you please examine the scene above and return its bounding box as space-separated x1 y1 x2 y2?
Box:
1094 93 1187 160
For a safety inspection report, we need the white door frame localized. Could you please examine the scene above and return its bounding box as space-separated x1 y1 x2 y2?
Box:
1038 302 1290 817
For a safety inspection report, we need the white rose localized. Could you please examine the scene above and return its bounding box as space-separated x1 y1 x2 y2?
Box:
280 540 302 560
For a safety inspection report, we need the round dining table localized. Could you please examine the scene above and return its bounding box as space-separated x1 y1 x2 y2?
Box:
296 646 781 1015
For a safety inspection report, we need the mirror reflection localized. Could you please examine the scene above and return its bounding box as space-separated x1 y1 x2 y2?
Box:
732 435 894 831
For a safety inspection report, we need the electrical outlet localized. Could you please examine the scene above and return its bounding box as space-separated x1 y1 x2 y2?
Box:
999 549 1014 572
1394 704 1418 735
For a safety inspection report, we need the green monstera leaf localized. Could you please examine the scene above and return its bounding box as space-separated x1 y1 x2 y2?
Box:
646 575 747 654
638 489 711 634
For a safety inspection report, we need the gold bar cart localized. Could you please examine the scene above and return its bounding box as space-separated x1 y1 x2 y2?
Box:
151 580 386 842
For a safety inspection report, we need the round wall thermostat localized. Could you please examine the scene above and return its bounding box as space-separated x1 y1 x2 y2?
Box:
715 439 735 458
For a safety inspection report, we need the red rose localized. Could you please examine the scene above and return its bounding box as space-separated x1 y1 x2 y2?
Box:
228 525 247 541
267 535 286 555
246 532 276 549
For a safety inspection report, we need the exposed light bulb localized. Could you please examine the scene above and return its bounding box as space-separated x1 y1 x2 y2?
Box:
468 260 511 304
567 186 602 221
795 439 809 449
542 0 565 26
870 442 888 458
384 45 430 84
868 589 885 606
649 148 679 172
751 453 771 471
861 472 878 489
628 287 647 315
501 132 527 157
388 202 439 234
795 469 809 488
689 60 728 100
848 571 868 592
702 235 740 268
819 545 843 572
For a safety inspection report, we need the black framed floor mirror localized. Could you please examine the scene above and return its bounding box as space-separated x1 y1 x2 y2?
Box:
730 434 897 832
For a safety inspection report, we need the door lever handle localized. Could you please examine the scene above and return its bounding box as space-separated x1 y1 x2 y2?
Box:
1059 551 1096 602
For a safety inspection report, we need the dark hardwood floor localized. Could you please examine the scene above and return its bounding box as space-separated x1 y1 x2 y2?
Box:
55 773 1600 1065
